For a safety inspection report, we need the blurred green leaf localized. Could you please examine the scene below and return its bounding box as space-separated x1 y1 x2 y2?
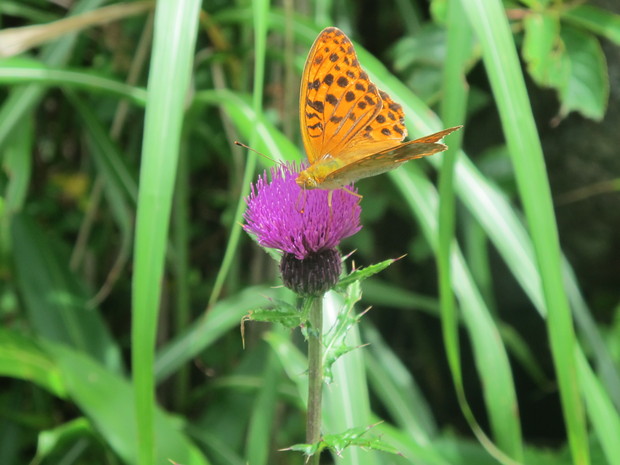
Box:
35 418 93 462
11 214 123 372
522 11 568 89
0 329 66 398
45 342 210 465
155 286 283 383
563 4 620 45
558 25 608 121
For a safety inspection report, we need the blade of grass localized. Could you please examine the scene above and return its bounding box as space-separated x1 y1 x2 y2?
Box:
241 9 281 464
1 112 32 257
171 124 192 411
64 91 138 203
206 0 268 309
392 164 522 465
154 285 282 383
11 214 123 371
44 341 209 465
362 323 437 441
0 0 106 151
0 329 67 398
245 348 281 465
0 58 148 106
131 2 200 465
459 1 589 464
440 0 522 461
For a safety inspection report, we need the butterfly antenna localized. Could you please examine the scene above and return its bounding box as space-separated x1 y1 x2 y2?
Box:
234 141 281 165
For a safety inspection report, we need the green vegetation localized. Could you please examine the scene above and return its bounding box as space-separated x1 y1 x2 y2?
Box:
1 1 619 464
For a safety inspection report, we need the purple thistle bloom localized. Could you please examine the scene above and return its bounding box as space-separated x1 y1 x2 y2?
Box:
243 163 361 260
243 163 361 296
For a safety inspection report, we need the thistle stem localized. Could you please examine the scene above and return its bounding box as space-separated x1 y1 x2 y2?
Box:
306 296 323 465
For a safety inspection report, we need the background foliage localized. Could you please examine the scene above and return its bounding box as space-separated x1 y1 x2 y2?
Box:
1 1 619 464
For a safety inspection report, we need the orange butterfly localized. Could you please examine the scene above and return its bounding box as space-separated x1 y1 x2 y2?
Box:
296 27 461 193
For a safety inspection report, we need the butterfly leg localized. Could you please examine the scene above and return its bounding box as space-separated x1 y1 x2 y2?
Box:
343 187 363 202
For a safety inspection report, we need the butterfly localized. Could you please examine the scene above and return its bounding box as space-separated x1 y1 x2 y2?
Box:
296 27 461 194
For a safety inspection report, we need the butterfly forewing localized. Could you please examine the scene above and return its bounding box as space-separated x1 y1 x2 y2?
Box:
297 27 462 191
301 27 390 163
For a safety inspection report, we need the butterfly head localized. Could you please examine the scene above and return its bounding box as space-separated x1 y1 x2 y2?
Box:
295 170 319 190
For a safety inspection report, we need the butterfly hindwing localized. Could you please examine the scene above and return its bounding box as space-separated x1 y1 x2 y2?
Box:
322 126 462 186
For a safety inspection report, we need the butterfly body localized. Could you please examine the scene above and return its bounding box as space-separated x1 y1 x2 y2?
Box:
296 27 461 191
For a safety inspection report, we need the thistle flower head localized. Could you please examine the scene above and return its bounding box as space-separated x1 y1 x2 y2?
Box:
243 163 361 296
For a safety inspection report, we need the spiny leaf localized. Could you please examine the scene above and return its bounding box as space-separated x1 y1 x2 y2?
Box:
283 423 401 458
335 256 404 291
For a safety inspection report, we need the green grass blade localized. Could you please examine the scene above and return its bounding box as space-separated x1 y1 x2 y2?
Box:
0 58 148 105
154 286 282 383
0 0 106 150
439 0 526 459
66 90 138 203
11 214 123 371
363 324 437 441
245 350 281 465
459 1 589 463
44 341 209 465
1 112 32 256
193 89 299 164
391 163 521 465
131 2 201 465
0 329 67 398
241 6 277 463
576 350 620 462
207 0 268 308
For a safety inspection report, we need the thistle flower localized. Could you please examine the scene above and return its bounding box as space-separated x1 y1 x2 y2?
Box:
243 163 361 296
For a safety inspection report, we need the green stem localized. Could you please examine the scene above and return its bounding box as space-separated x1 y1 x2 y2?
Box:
306 296 324 465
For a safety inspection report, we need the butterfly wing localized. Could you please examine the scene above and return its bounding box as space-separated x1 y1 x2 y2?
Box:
320 126 462 187
300 27 404 163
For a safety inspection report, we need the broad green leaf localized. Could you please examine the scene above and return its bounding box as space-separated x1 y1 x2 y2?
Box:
563 5 620 45
558 26 608 121
522 12 568 89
